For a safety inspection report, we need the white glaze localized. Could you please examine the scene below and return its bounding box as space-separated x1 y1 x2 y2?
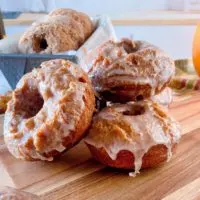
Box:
4 59 94 161
85 102 181 176
89 40 175 96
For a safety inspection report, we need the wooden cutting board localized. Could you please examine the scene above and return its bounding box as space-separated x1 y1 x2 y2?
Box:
1 92 200 200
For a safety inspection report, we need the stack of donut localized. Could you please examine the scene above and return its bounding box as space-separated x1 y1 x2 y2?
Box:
18 8 93 54
3 38 181 177
85 38 181 176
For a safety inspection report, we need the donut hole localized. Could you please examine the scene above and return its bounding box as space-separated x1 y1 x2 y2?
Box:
16 88 44 119
95 96 107 111
132 59 138 65
123 105 145 116
78 77 87 83
40 38 48 50
136 95 144 101
33 35 48 52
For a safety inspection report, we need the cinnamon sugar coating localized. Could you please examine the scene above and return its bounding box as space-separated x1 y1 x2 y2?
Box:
19 9 93 54
4 59 95 161
49 8 93 39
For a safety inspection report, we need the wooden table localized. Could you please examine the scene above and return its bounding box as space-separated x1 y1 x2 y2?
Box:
0 92 200 200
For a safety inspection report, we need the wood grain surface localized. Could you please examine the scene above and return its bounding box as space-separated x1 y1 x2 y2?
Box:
0 92 200 200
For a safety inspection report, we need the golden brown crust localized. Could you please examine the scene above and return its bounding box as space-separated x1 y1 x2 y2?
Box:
18 9 93 54
87 144 177 170
89 39 175 102
4 59 95 161
85 101 181 173
49 8 93 39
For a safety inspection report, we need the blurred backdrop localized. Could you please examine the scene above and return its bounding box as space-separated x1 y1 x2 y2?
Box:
0 0 169 13
2 0 200 59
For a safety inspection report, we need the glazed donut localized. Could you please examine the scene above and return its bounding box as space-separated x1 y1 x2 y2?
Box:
85 101 181 176
89 38 175 103
18 9 93 54
0 186 40 200
4 59 95 161
49 8 93 39
150 87 173 107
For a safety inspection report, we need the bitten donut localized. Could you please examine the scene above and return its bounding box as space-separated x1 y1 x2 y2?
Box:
85 101 181 176
89 38 175 103
18 9 93 54
49 8 93 39
4 59 95 161
0 186 40 200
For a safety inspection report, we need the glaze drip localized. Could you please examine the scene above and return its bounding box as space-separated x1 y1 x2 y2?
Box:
85 101 181 176
89 39 175 101
4 59 95 161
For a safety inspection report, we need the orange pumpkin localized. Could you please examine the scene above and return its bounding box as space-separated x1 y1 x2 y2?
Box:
193 25 200 76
